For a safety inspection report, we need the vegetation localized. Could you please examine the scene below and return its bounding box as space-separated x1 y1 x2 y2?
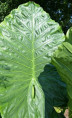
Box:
52 27 72 117
0 1 72 118
0 2 68 118
0 0 72 33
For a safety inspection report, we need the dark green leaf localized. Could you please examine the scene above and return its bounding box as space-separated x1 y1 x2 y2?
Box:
38 64 68 118
52 27 72 117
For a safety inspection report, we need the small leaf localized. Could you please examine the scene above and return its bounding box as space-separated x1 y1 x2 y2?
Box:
66 27 72 44
54 107 63 113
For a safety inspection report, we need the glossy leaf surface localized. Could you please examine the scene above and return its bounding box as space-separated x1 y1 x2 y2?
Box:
0 2 65 118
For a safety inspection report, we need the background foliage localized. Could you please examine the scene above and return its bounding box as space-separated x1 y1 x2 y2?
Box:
0 0 72 33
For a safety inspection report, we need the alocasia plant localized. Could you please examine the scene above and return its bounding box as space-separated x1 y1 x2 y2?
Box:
38 64 68 118
66 27 72 44
52 27 72 118
0 2 68 118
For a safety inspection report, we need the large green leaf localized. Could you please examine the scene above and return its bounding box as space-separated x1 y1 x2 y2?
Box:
0 2 65 118
52 27 72 117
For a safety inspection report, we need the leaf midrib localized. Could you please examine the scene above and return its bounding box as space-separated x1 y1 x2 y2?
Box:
32 11 35 80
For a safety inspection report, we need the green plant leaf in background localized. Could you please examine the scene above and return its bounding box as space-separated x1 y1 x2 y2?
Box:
0 2 65 118
66 27 72 44
52 27 72 118
38 64 68 118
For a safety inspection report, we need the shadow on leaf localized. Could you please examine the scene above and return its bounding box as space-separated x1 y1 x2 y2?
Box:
38 64 68 118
